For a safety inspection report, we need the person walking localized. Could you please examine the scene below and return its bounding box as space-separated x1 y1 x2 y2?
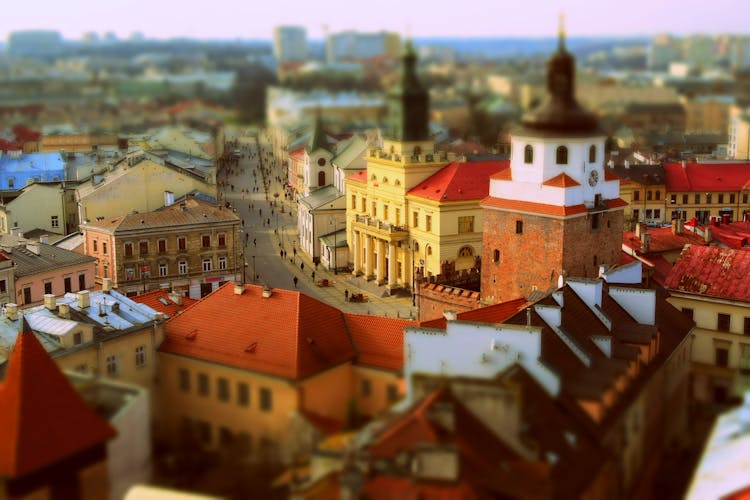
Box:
293 276 298 288
344 289 349 302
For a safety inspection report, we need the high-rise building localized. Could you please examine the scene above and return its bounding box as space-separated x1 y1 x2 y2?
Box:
326 30 401 63
273 25 308 63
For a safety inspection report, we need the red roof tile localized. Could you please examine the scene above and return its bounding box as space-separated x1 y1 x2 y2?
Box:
343 313 415 371
159 283 356 380
347 170 367 183
664 162 750 192
622 226 707 254
604 170 620 182
490 168 512 181
481 196 588 216
543 173 581 187
665 245 750 302
708 221 750 249
419 297 527 329
0 321 116 477
132 290 198 318
289 149 305 160
407 160 508 202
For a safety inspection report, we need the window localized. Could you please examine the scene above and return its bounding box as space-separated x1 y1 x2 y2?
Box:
218 256 227 270
317 157 326 166
425 215 432 232
427 246 432 256
101 241 107 255
524 144 534 164
124 242 133 257
458 246 473 257
159 263 168 277
78 273 86 290
217 377 229 402
361 198 366 211
715 348 729 367
682 194 689 204
361 379 372 397
395 208 401 224
351 195 356 209
682 308 694 320
655 191 661 201
588 145 596 163
106 355 119 377
730 194 736 204
73 332 82 345
318 171 326 186
178 236 187 251
458 216 474 233
718 194 725 204
0 279 6 293
493 249 500 263
139 241 148 255
632 209 640 221
44 281 52 295
412 212 418 228
202 235 211 248
260 387 273 412
93 240 98 252
654 209 661 219
591 213 601 230
198 373 210 396
670 194 677 204
718 313 731 332
158 239 167 253
196 421 212 445
744 193 749 204
706 194 713 204
633 191 640 201
740 344 750 374
238 382 250 406
387 384 399 403
695 194 701 204
135 345 146 367
179 368 190 392
647 191 653 201
556 146 568 165
516 220 523 234
218 233 226 247
744 317 750 336
178 261 188 275
7 178 13 189
371 201 377 217
64 277 72 293
51 215 59 228
202 258 212 272
23 287 31 304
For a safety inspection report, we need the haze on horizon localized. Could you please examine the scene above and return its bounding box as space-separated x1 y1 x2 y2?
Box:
3 0 749 42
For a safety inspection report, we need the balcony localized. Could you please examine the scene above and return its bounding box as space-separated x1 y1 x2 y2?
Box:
353 215 409 241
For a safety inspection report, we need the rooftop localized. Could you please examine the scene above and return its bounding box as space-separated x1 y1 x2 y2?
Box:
663 161 750 192
407 160 508 202
665 245 750 302
0 234 95 277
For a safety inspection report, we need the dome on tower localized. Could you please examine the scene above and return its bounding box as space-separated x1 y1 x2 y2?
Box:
521 24 599 135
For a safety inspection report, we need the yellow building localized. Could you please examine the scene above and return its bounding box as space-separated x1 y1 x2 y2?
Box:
610 163 668 228
0 182 77 236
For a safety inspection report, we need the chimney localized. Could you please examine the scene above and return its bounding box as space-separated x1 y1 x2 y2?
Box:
262 288 273 298
5 303 18 321
102 277 112 292
233 283 244 295
168 291 183 305
671 219 679 235
44 294 56 310
722 214 730 225
443 310 457 321
704 226 712 243
39 234 49 244
681 159 687 169
77 290 90 308
58 303 70 319
641 233 652 253
624 160 630 169
635 223 646 239
25 242 40 255
164 190 174 207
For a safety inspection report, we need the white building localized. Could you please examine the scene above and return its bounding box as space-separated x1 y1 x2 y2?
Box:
273 26 308 63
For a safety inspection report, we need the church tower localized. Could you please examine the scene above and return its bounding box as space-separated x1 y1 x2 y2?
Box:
480 23 626 304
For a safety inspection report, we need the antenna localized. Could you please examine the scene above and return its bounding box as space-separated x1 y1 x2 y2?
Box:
558 12 566 51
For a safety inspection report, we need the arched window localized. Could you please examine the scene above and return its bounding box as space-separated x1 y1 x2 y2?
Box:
588 145 596 163
318 171 326 186
458 246 473 257
493 249 500 263
524 145 534 164
414 242 420 252
414 146 422 156
556 146 568 165
426 245 432 256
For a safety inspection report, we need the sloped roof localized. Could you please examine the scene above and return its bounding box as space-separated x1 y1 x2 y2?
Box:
407 160 508 202
131 290 198 318
346 170 367 183
708 221 750 249
543 173 581 188
0 234 96 277
344 314 415 371
623 226 706 254
482 196 627 217
663 162 750 192
419 297 527 330
331 135 368 170
0 321 116 477
665 245 750 302
159 283 357 380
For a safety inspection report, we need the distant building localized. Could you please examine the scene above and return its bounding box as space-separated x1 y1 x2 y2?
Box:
273 26 308 63
0 150 66 193
326 31 401 63
7 30 62 57
728 106 750 160
647 34 683 71
0 182 77 236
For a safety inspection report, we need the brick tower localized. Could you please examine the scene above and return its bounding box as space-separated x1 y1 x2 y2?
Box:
480 25 626 304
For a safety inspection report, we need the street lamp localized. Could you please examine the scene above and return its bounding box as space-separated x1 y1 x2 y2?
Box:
252 255 256 284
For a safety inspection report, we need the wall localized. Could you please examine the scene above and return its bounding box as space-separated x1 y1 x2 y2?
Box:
15 262 95 306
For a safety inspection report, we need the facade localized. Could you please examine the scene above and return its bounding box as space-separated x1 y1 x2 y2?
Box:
298 186 346 262
0 182 77 236
81 195 240 298
728 107 750 160
0 253 15 306
75 151 215 226
665 245 750 403
0 150 66 193
0 322 116 500
0 234 95 306
611 163 667 228
157 283 414 464
273 26 308 63
682 94 734 134
265 87 387 129
481 33 626 304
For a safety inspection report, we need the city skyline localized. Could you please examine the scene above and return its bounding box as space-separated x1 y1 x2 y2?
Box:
3 0 750 43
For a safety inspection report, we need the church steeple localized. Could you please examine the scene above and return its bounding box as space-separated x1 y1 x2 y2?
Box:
307 109 331 154
386 39 430 142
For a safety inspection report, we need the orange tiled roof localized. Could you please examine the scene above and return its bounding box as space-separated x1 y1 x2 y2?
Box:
420 297 527 329
159 283 357 380
407 160 508 202
482 196 627 217
543 173 580 188
344 313 416 371
132 290 198 318
665 245 750 302
347 170 367 183
0 321 116 477
490 168 512 181
623 226 706 254
604 170 620 181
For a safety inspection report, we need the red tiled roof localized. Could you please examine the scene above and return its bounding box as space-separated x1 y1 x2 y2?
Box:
490 168 512 181
408 160 508 202
347 170 367 183
420 297 527 329
344 313 415 371
665 245 750 301
298 410 343 436
132 290 198 318
0 322 116 477
481 196 588 216
649 255 674 287
622 226 707 254
709 221 750 249
664 162 750 192
159 283 356 380
289 149 305 160
604 170 620 182
543 173 580 188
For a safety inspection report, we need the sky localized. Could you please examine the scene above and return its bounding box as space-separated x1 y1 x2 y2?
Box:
3 0 749 42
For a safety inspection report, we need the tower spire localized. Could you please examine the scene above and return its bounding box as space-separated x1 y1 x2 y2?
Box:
558 12 566 52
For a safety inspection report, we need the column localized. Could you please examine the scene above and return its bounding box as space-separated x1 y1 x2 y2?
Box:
376 239 386 283
388 243 397 288
364 236 374 278
352 231 361 275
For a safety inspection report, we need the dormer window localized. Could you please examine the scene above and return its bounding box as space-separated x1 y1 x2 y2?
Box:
556 146 568 165
524 145 534 164
589 145 596 163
